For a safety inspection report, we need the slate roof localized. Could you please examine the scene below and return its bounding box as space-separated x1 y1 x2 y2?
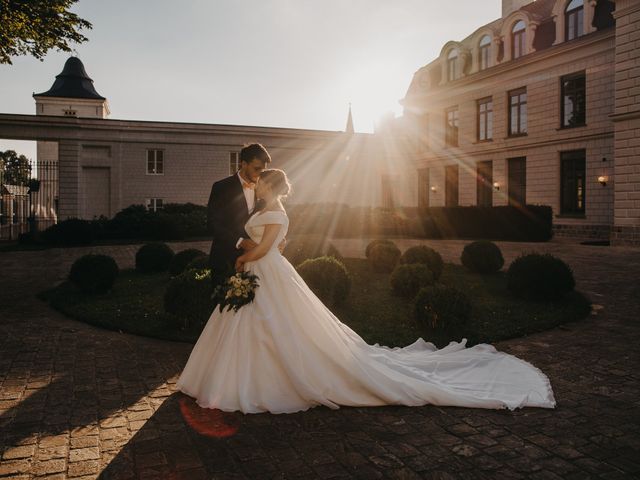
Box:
33 57 106 100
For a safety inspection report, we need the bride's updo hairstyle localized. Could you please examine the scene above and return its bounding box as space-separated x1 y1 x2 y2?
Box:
259 169 292 200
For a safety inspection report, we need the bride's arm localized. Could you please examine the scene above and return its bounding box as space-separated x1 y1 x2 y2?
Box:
235 224 282 270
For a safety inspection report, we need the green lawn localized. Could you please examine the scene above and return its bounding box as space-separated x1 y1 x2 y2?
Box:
39 258 592 348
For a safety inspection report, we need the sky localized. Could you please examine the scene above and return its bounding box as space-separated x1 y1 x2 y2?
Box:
0 0 502 160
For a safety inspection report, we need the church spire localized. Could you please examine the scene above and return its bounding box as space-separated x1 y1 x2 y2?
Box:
345 103 354 134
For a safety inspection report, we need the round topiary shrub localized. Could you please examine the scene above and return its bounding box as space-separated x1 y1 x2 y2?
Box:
390 264 435 298
414 285 471 334
368 243 401 273
186 255 210 271
507 253 575 301
164 268 216 328
68 254 119 294
297 256 351 307
400 245 444 279
365 239 398 258
135 242 175 273
169 248 207 276
461 240 505 274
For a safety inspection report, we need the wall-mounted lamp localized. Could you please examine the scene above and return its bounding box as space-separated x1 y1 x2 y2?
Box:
493 182 500 191
598 175 608 187
430 186 438 193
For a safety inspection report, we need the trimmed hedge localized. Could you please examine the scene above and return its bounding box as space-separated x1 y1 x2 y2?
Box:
368 243 401 273
297 256 351 307
400 245 444 280
365 239 398 258
461 241 504 274
42 218 96 246
164 268 216 328
507 253 575 301
390 264 435 298
287 203 552 241
414 285 471 334
169 248 207 276
69 254 119 294
186 255 210 271
135 242 175 273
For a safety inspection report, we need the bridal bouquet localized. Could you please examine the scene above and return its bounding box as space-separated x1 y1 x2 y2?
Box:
212 271 260 312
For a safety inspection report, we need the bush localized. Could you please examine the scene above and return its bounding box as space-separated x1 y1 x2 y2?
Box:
297 256 351 307
135 242 175 273
400 245 444 279
507 253 575 301
42 218 95 246
186 255 210 271
461 241 504 274
68 254 119 294
368 243 401 273
283 235 342 267
169 248 207 276
414 285 471 334
164 268 216 328
365 239 398 258
390 264 435 298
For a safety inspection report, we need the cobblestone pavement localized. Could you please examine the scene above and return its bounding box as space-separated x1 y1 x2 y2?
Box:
1 238 639 479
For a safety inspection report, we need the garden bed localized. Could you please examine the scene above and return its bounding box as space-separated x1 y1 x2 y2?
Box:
39 258 591 348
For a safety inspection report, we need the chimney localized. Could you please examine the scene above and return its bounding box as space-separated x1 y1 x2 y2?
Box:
502 0 533 17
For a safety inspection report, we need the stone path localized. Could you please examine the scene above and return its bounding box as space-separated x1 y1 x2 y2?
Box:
0 238 639 479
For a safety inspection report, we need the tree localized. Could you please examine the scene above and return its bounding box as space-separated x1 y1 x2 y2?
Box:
0 0 92 65
0 150 32 186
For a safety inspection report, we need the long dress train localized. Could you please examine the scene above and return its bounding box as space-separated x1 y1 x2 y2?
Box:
177 210 556 414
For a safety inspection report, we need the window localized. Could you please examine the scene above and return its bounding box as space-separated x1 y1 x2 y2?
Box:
560 150 586 215
418 168 430 208
447 49 458 82
566 0 584 41
146 198 164 212
445 107 459 147
512 20 526 59
508 88 527 136
445 165 459 207
477 97 493 141
508 157 527 207
476 161 493 207
146 150 164 175
229 151 240 175
63 109 77 116
479 35 492 70
561 72 586 128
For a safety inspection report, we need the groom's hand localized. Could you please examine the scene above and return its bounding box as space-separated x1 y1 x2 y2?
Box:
239 239 258 251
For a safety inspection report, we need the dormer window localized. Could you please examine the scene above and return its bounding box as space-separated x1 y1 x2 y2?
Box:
512 21 526 59
447 50 458 81
566 0 584 41
479 35 492 70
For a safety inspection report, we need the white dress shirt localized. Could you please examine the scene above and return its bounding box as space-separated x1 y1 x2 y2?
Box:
235 171 256 249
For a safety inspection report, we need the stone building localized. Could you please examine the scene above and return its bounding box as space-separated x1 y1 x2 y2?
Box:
400 0 639 245
0 58 409 223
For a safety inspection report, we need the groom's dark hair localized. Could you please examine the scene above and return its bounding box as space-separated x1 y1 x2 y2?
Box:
240 143 272 164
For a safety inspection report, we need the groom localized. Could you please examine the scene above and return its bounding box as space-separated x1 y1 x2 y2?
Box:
207 143 271 286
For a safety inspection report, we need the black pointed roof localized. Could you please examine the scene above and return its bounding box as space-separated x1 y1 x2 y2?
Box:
33 57 106 100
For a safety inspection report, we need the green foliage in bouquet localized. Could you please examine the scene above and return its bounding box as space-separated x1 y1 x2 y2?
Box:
212 271 260 312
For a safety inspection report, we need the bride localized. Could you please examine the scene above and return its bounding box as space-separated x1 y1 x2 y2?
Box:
176 169 556 414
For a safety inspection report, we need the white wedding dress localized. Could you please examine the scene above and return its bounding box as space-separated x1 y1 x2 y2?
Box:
177 210 556 414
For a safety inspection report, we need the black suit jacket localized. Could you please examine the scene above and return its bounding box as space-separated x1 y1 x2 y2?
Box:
207 174 252 277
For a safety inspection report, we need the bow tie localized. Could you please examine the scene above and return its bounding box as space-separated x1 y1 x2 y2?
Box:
241 181 256 190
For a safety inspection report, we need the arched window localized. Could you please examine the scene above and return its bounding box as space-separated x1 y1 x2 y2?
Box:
512 20 526 59
447 49 458 81
566 0 584 40
479 35 492 70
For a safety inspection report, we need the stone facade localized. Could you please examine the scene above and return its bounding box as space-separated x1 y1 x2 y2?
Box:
400 0 639 245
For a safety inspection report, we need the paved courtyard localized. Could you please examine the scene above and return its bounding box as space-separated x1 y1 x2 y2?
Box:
0 238 639 479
